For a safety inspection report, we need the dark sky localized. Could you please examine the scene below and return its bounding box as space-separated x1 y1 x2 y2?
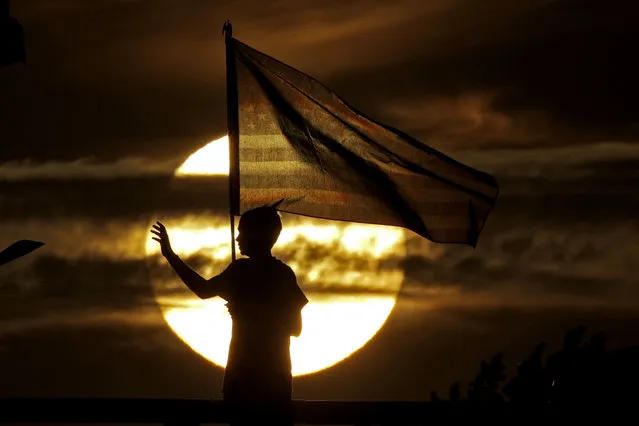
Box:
1 0 639 402
2 0 638 163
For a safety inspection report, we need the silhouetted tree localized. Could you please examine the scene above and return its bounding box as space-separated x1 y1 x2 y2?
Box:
429 381 462 404
545 325 586 407
503 342 547 406
467 352 506 402
449 381 462 403
431 325 625 415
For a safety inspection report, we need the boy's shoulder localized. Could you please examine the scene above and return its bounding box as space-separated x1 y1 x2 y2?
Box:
229 256 294 271
271 256 295 271
272 258 298 280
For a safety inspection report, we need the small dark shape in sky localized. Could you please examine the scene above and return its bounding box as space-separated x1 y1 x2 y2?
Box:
0 240 44 266
0 1 25 67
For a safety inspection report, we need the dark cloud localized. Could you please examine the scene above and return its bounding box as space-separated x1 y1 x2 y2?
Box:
401 210 638 304
577 158 639 178
380 92 553 149
401 251 629 299
0 254 155 320
1 0 637 161
330 0 639 147
0 176 229 219
0 157 178 179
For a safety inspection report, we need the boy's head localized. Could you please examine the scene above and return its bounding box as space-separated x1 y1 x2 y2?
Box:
236 206 282 257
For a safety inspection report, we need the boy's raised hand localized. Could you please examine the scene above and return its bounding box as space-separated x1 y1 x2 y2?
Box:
150 221 174 258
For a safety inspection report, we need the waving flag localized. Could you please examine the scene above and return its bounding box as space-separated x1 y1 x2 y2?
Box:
225 30 498 247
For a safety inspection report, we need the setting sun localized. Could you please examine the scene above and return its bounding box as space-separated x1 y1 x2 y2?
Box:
149 137 405 376
175 136 230 176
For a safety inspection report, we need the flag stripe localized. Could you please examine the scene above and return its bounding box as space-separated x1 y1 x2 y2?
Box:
239 172 481 201
240 188 487 219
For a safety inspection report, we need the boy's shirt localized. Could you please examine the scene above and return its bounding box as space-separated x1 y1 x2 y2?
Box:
204 256 308 401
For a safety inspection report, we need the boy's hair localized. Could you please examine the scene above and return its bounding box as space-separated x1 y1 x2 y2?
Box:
239 206 282 248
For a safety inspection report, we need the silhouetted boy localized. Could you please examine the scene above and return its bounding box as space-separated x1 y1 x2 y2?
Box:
151 206 308 425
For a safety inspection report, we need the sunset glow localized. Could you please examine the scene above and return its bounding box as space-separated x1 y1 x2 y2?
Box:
175 136 230 176
147 137 405 376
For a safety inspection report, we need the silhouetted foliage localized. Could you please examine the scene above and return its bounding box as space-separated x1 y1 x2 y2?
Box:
467 352 506 402
503 342 546 405
449 381 461 403
431 325 637 416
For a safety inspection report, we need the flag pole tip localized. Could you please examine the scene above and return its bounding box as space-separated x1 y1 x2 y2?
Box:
223 21 233 38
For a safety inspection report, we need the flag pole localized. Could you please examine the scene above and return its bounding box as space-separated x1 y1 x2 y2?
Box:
223 20 240 261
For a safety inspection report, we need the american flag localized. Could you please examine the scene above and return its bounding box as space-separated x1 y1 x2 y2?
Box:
228 38 499 247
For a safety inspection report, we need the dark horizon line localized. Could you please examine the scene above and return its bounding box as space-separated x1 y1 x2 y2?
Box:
0 397 596 424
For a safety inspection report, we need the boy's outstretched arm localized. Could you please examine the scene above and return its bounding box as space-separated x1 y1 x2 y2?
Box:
151 221 223 299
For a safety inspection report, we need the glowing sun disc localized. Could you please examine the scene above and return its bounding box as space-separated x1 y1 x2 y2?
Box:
149 137 405 376
175 136 229 176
